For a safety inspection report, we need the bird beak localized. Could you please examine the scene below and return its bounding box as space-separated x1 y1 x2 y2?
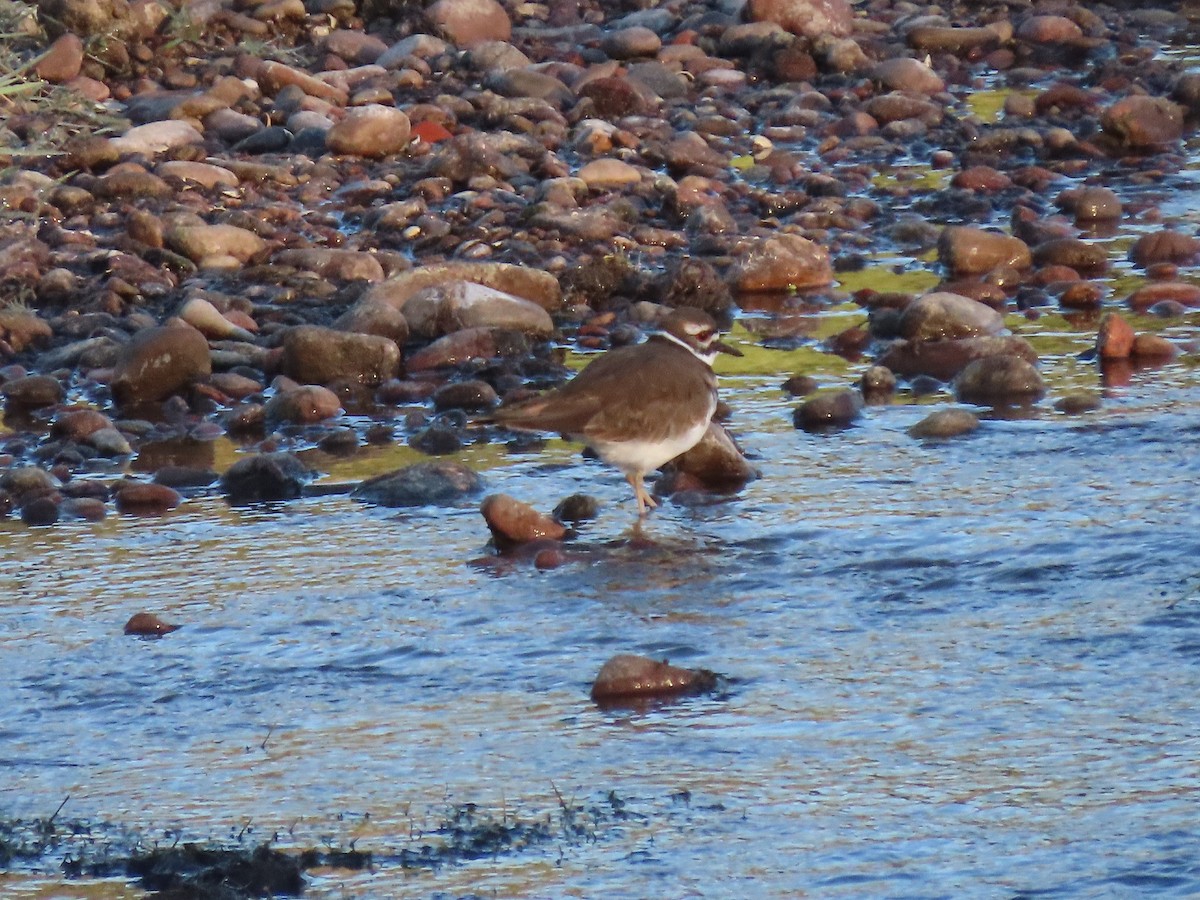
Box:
712 339 743 357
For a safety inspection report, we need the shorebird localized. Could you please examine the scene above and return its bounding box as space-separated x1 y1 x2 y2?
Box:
492 307 741 515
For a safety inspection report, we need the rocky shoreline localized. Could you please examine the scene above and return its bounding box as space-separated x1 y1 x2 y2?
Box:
0 0 1199 542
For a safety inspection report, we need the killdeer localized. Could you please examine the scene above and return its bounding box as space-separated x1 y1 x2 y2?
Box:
492 307 742 515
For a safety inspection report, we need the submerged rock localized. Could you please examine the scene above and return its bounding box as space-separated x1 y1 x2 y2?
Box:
352 461 481 507
794 388 862 431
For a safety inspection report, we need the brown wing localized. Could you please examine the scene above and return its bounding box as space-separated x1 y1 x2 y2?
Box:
492 342 716 440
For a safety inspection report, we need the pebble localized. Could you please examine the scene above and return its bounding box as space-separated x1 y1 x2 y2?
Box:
794 389 863 431
109 325 212 406
221 452 310 504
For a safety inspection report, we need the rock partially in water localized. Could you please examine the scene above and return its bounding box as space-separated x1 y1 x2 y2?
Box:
109 325 212 406
1132 333 1178 360
481 493 567 547
2 374 64 408
279 325 401 387
590 653 719 704
897 291 1004 342
860 365 896 401
937 225 1031 276
263 384 342 425
114 482 182 515
908 408 980 439
1101 95 1184 149
1130 231 1200 267
954 355 1046 406
793 388 862 431
1097 312 1135 360
731 233 833 293
876 335 1038 381
553 493 601 523
221 452 310 504
352 460 481 507
746 0 852 39
669 422 757 487
1055 393 1102 415
124 611 180 637
20 495 60 526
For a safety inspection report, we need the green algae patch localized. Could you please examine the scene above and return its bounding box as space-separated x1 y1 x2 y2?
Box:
834 263 941 296
965 88 1035 124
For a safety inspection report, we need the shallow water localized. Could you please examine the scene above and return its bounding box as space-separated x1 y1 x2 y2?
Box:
3 349 1200 896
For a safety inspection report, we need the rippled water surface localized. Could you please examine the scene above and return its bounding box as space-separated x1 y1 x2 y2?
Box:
3 350 1200 896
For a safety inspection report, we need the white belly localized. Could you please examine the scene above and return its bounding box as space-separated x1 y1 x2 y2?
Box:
592 416 710 477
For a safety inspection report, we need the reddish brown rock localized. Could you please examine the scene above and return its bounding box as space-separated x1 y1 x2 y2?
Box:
951 166 1011 192
746 0 852 39
670 422 757 487
167 224 267 267
405 326 520 371
481 493 567 547
361 263 561 313
1102 95 1185 149
0 307 52 352
871 57 944 94
124 611 180 636
732 233 833 293
52 408 112 440
794 388 862 431
273 249 385 281
1032 238 1108 273
590 653 718 703
2 374 64 407
908 408 980 439
1016 15 1083 43
425 0 511 48
115 482 183 515
1130 231 1200 267
907 25 1000 55
263 384 342 424
1126 282 1200 311
1059 282 1103 310
897 292 1004 342
938 226 1031 276
1097 312 1135 360
1131 333 1178 360
954 356 1045 406
876 335 1039 381
1058 186 1121 223
110 325 212 406
333 297 411 345
279 325 400 386
34 32 84 82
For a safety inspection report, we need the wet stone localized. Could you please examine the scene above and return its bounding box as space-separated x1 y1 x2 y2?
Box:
481 493 567 548
794 389 863 431
351 461 481 507
124 611 180 636
590 653 719 704
553 493 601 523
432 380 499 412
410 421 464 455
954 355 1046 406
2 374 64 407
908 408 980 440
114 482 182 515
221 452 310 504
20 495 60 526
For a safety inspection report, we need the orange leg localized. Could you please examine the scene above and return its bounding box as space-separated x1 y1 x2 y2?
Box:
627 473 658 515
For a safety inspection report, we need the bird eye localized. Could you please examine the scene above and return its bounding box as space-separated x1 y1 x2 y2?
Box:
698 328 715 342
